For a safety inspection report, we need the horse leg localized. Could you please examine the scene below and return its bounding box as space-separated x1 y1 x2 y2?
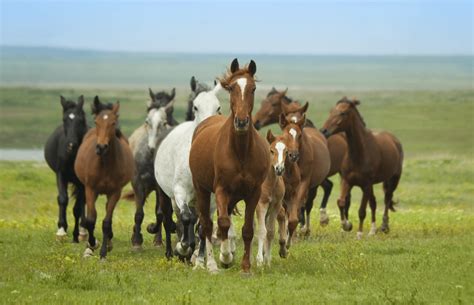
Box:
131 185 146 250
368 190 377 236
319 178 333 226
56 173 68 239
381 175 400 233
195 185 217 273
301 186 317 237
287 180 309 248
148 190 164 247
265 200 281 266
83 186 98 257
241 190 261 274
99 191 120 259
72 183 85 243
187 207 198 261
357 186 371 240
298 206 305 228
174 189 193 259
277 206 288 258
215 187 233 268
193 223 206 270
158 188 174 259
338 179 353 232
255 201 269 267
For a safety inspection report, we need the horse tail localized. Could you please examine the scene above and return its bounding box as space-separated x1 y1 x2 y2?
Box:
122 190 135 202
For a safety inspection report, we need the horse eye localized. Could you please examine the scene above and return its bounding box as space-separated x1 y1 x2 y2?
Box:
193 106 198 111
252 88 256 93
217 106 221 113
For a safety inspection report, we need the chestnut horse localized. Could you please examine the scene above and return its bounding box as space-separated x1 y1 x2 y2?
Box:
253 88 348 231
278 113 330 246
255 130 288 267
281 101 348 232
189 58 270 273
321 97 403 237
75 99 134 258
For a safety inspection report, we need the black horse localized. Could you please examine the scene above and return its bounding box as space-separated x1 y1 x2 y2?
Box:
44 95 88 242
185 76 211 121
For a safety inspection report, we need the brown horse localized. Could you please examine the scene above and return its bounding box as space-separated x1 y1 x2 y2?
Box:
255 130 288 267
321 97 403 238
74 100 134 258
281 101 348 232
279 113 330 246
189 58 270 273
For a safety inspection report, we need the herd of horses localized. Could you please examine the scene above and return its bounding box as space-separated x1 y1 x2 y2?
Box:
44 58 403 274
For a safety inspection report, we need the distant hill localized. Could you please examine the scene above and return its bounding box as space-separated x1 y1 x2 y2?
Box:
1 46 472 90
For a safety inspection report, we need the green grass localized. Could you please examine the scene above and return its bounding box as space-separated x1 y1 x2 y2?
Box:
0 155 473 304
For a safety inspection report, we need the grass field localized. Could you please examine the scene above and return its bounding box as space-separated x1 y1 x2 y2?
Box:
0 83 473 303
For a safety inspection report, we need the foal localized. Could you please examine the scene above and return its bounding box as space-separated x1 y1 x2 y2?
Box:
255 130 288 267
44 95 88 242
75 100 134 258
189 59 270 273
279 114 330 245
321 97 403 237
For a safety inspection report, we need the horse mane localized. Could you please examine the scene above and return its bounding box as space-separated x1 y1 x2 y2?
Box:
266 88 293 104
219 65 257 88
62 100 84 112
337 96 366 127
91 100 124 138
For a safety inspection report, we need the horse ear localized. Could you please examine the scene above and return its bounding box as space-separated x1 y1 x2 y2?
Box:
170 88 176 100
60 96 67 109
297 114 306 127
300 102 309 114
149 88 155 101
248 60 257 76
77 95 84 108
112 101 120 114
353 98 360 106
190 76 197 92
214 79 217 86
266 130 276 144
92 96 101 114
230 58 239 73
279 113 288 129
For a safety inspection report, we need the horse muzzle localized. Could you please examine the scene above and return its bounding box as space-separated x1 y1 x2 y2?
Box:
234 117 250 132
275 165 285 176
96 143 109 155
66 142 77 153
288 151 300 162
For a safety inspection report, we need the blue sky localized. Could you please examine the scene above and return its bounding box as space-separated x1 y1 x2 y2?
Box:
1 0 472 55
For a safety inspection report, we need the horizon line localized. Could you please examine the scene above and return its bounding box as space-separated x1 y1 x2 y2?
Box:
2 44 472 57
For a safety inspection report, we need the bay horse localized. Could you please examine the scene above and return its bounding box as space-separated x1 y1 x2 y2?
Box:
185 76 211 121
189 58 270 273
280 101 348 232
279 113 330 246
74 99 134 258
255 130 288 267
44 95 88 242
253 88 348 231
123 101 175 254
321 97 403 237
155 82 222 260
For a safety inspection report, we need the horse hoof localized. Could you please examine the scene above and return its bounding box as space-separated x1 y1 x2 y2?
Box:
342 222 353 232
87 239 100 250
356 232 363 240
320 217 330 227
78 227 88 241
279 248 288 258
147 223 159 234
380 225 390 234
56 228 67 240
132 244 143 252
240 270 252 278
219 253 234 268
83 247 94 258
107 241 113 252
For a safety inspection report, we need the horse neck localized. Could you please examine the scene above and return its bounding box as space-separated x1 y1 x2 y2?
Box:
225 116 253 163
283 157 298 181
344 115 370 164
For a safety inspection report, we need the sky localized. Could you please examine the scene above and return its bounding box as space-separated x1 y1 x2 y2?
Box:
1 0 472 55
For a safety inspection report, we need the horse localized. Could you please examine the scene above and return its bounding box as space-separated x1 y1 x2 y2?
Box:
253 88 348 232
74 98 134 258
155 81 222 260
189 58 270 274
185 76 211 121
280 100 348 233
44 95 88 242
123 100 176 254
278 113 330 247
255 130 288 267
321 97 403 238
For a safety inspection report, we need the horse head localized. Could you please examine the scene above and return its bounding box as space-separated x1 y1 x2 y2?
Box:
94 99 120 156
144 102 172 152
266 130 290 176
321 96 361 138
219 58 257 133
60 95 87 154
279 113 306 162
192 81 222 124
253 87 289 130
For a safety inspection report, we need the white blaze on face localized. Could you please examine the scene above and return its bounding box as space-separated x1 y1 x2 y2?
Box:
103 114 108 120
69 113 75 120
236 78 247 99
289 128 297 139
291 116 298 123
275 141 286 167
